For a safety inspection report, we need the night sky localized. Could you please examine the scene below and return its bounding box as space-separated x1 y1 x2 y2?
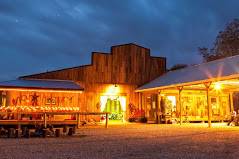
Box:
0 0 239 81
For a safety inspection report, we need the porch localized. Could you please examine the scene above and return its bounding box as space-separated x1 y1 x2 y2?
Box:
136 55 239 127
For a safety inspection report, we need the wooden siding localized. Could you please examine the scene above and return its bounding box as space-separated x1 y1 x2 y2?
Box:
21 43 166 86
5 90 79 109
20 43 166 119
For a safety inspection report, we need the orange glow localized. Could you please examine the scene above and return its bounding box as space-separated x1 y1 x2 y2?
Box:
100 95 126 112
105 85 120 95
0 105 80 113
214 83 222 90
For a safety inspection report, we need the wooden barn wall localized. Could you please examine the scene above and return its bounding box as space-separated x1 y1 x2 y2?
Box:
5 91 79 108
22 44 166 86
20 44 166 119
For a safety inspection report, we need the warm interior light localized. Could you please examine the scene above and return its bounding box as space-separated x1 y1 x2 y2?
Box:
214 83 222 90
100 96 126 112
105 85 120 95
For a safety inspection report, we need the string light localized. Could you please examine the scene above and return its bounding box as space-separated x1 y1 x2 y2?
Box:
0 105 80 113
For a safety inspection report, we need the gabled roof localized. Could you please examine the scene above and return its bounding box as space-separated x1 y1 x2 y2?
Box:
137 55 239 92
0 79 83 91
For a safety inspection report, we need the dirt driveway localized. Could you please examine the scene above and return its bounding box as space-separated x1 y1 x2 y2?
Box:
0 123 238 159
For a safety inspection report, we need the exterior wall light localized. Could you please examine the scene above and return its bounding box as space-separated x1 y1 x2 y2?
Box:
214 83 222 90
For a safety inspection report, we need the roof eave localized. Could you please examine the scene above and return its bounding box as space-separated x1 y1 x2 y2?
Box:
0 85 84 93
136 74 239 92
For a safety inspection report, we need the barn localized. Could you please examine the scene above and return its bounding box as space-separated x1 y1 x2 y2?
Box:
0 43 166 124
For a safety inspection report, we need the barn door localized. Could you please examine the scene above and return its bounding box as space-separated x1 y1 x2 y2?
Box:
100 95 126 120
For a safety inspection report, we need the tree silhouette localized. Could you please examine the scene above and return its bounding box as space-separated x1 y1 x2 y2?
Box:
199 19 239 62
169 64 188 71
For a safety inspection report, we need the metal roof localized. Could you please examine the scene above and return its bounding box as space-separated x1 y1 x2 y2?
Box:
0 79 83 91
137 55 239 92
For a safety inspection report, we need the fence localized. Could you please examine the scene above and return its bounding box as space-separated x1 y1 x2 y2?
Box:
0 112 110 128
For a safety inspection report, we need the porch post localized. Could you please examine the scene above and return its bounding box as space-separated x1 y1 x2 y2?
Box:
157 90 161 124
139 92 143 116
229 92 234 112
17 112 21 130
77 113 80 129
105 113 109 128
177 86 183 125
44 113 47 128
204 82 212 128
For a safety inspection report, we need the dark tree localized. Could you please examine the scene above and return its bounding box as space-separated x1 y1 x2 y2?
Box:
199 19 239 62
169 64 188 71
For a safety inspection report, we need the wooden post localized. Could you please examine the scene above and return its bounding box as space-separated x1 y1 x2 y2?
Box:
77 113 80 129
17 112 21 130
44 113 47 128
139 92 142 116
206 87 211 128
229 92 234 112
157 91 161 124
177 86 183 125
105 113 109 128
204 82 212 128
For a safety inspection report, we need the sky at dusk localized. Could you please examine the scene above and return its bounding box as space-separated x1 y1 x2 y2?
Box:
0 0 239 81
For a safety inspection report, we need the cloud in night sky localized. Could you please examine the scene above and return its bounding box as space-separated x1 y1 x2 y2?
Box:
0 0 239 80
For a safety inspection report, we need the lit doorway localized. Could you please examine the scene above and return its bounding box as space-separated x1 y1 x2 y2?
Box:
100 95 126 121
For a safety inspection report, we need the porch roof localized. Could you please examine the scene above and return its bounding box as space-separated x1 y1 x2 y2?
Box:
137 55 239 92
0 79 83 92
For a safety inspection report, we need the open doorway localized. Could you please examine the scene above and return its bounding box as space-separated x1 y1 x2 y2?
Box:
100 95 126 121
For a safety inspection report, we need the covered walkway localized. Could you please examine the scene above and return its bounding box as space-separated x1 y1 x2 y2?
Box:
137 55 239 127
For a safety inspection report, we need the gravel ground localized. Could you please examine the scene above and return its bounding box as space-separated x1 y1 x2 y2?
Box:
0 123 239 159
